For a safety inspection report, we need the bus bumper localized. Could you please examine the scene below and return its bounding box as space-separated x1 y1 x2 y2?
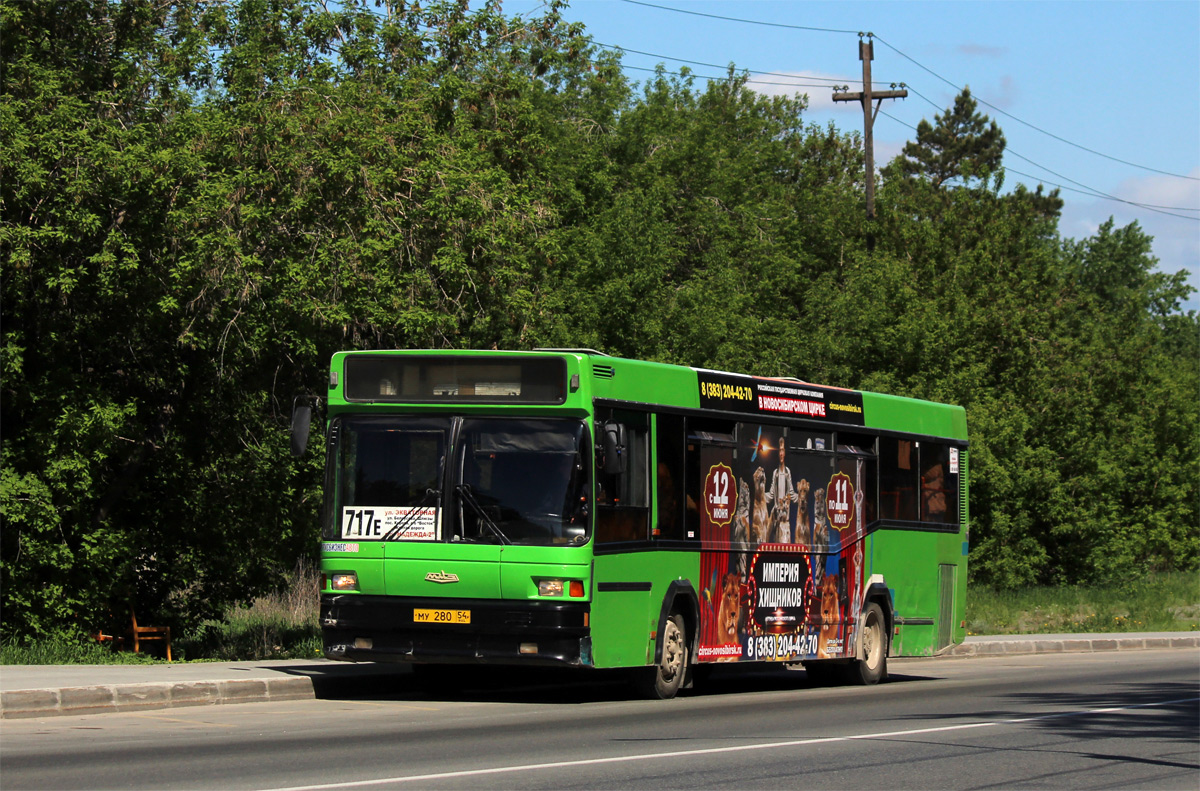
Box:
320 594 593 667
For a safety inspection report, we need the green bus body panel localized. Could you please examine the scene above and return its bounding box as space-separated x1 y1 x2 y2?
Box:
591 551 699 668
869 529 968 655
384 543 501 599
497 545 592 600
861 391 967 441
588 358 701 409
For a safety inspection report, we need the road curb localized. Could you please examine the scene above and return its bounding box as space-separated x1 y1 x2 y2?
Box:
0 676 315 719
945 634 1200 657
4 634 1197 718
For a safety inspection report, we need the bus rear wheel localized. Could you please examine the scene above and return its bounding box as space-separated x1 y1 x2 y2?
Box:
843 602 887 685
633 613 688 699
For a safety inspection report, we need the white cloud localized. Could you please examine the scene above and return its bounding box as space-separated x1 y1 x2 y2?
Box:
957 43 1008 58
1058 168 1200 311
1116 168 1200 213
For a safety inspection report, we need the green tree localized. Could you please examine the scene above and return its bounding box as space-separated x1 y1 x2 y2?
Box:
1 0 599 639
896 87 1006 189
539 66 866 376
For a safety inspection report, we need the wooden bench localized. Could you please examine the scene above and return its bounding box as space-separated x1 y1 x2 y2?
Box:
130 611 172 662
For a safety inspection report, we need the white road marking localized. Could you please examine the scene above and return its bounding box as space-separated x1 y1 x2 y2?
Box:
259 696 1199 791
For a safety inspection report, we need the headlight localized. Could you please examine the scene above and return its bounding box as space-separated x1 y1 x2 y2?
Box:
331 572 359 591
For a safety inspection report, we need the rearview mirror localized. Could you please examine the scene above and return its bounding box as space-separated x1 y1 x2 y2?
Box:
290 398 314 457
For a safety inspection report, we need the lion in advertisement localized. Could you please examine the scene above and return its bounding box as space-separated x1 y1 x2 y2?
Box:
716 572 741 650
817 574 841 658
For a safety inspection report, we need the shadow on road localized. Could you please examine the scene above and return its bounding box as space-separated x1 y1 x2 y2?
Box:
889 679 1200 773
275 661 937 705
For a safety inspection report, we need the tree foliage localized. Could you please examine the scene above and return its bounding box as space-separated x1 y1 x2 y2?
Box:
897 87 1006 189
2 0 1196 640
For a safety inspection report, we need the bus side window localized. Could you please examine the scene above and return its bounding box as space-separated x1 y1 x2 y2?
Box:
655 413 686 540
920 443 959 524
880 437 919 521
596 409 650 543
835 431 877 530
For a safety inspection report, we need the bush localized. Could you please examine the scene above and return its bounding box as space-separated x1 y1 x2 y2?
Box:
174 558 321 661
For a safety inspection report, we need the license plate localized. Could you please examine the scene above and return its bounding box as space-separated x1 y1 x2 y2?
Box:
413 608 470 625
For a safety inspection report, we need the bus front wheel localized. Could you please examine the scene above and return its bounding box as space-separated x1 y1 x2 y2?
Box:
633 613 688 699
843 602 888 685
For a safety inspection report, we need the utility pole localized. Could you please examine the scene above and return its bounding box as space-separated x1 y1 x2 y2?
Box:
833 35 907 222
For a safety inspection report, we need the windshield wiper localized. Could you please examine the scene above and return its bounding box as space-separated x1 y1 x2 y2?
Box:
455 484 511 545
381 488 441 541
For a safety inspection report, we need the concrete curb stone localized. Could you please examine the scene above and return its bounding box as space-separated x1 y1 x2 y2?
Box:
1 676 317 719
945 633 1200 657
4 633 1197 719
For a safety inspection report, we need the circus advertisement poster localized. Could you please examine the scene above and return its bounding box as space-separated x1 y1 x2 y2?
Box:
694 425 870 664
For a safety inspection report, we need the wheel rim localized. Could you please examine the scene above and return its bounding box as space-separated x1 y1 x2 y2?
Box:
863 610 882 669
661 618 684 683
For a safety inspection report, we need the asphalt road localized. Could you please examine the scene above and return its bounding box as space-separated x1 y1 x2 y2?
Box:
2 650 1196 791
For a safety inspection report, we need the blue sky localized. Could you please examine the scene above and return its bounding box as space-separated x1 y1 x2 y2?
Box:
501 0 1200 310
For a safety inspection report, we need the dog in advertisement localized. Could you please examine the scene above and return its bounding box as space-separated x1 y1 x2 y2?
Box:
795 478 810 546
810 486 831 585
751 466 771 546
729 477 751 578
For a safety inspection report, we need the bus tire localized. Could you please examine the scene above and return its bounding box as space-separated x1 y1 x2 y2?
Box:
843 602 888 685
633 613 688 699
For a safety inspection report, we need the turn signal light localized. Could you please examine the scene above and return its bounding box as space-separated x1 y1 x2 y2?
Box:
538 579 586 597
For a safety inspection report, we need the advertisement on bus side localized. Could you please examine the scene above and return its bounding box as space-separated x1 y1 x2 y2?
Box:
695 428 867 664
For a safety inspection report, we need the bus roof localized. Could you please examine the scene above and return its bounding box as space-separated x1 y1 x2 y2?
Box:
329 349 967 442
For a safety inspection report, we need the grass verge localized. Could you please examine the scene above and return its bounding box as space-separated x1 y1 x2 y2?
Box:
5 566 1197 664
173 559 321 661
966 571 1200 635
2 559 321 665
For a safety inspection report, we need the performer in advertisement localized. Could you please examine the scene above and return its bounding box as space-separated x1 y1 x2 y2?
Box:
765 443 798 544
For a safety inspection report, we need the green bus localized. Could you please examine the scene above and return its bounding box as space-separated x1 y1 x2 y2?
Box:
293 349 968 698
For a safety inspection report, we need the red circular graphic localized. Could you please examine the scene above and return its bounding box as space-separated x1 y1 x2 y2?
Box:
826 472 856 532
703 463 735 527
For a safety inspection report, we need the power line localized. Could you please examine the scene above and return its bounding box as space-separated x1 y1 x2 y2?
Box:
612 0 1198 182
871 35 1200 182
618 62 841 91
606 53 1199 220
594 41 872 86
611 44 1198 218
896 81 1199 211
902 83 955 114
879 110 1200 221
616 0 858 35
1003 149 1199 214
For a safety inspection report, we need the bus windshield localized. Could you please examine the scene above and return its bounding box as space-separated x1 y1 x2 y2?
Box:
456 418 589 545
325 415 590 546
